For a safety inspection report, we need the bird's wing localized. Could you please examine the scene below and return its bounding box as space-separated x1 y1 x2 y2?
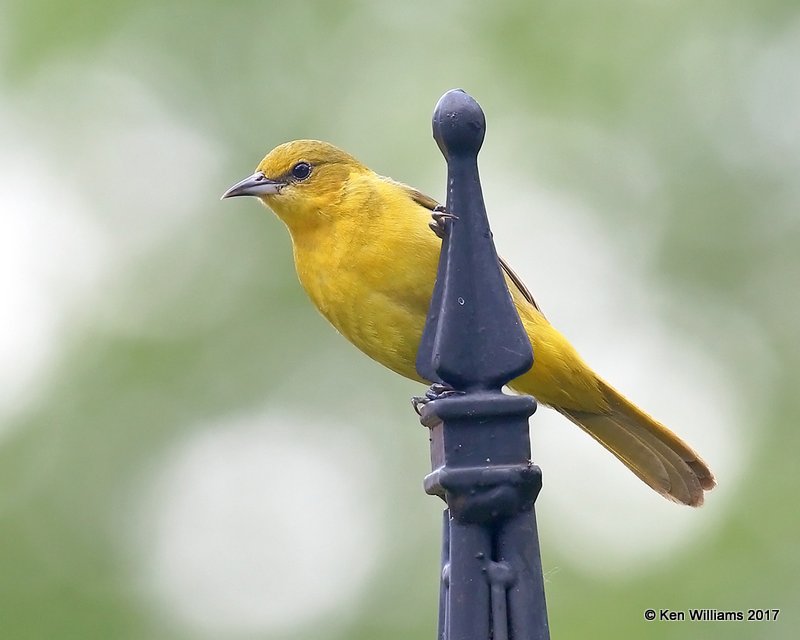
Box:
497 256 541 314
387 177 543 313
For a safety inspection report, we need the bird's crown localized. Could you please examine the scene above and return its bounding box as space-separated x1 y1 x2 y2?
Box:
257 139 366 181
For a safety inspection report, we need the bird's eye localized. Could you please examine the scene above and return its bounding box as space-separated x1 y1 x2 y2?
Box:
291 162 312 181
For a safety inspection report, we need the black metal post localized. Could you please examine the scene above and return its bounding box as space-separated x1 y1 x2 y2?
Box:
416 89 550 640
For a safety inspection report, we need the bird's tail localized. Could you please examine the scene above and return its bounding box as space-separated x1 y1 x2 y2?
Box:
556 380 716 506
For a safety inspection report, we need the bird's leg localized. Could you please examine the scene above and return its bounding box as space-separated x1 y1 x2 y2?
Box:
412 382 465 415
429 205 458 239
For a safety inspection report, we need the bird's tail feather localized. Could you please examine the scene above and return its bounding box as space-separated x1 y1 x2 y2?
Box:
556 381 716 506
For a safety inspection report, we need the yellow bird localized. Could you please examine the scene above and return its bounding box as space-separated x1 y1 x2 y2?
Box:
223 140 716 507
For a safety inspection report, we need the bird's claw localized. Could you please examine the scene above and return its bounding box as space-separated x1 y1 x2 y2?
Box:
429 206 458 239
412 382 464 415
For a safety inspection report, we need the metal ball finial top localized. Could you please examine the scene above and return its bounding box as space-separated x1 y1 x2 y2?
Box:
432 89 486 160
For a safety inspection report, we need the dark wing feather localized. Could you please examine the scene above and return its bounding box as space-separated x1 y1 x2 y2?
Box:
498 257 541 313
385 176 543 313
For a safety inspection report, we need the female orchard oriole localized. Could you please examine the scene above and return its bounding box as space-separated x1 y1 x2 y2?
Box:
223 140 715 506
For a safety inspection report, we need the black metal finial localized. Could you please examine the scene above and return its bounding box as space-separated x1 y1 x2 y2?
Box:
414 89 549 640
417 89 533 390
432 89 486 159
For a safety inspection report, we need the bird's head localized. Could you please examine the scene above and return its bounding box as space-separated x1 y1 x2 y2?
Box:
222 140 368 228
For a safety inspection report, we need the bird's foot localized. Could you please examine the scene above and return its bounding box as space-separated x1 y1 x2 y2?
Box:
429 205 458 239
412 382 464 415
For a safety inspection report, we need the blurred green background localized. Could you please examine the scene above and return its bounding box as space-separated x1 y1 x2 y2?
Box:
1 1 797 638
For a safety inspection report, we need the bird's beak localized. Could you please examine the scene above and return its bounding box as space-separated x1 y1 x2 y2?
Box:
221 172 286 200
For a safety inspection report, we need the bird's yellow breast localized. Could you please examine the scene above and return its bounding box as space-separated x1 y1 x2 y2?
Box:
277 173 605 411
287 175 437 380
